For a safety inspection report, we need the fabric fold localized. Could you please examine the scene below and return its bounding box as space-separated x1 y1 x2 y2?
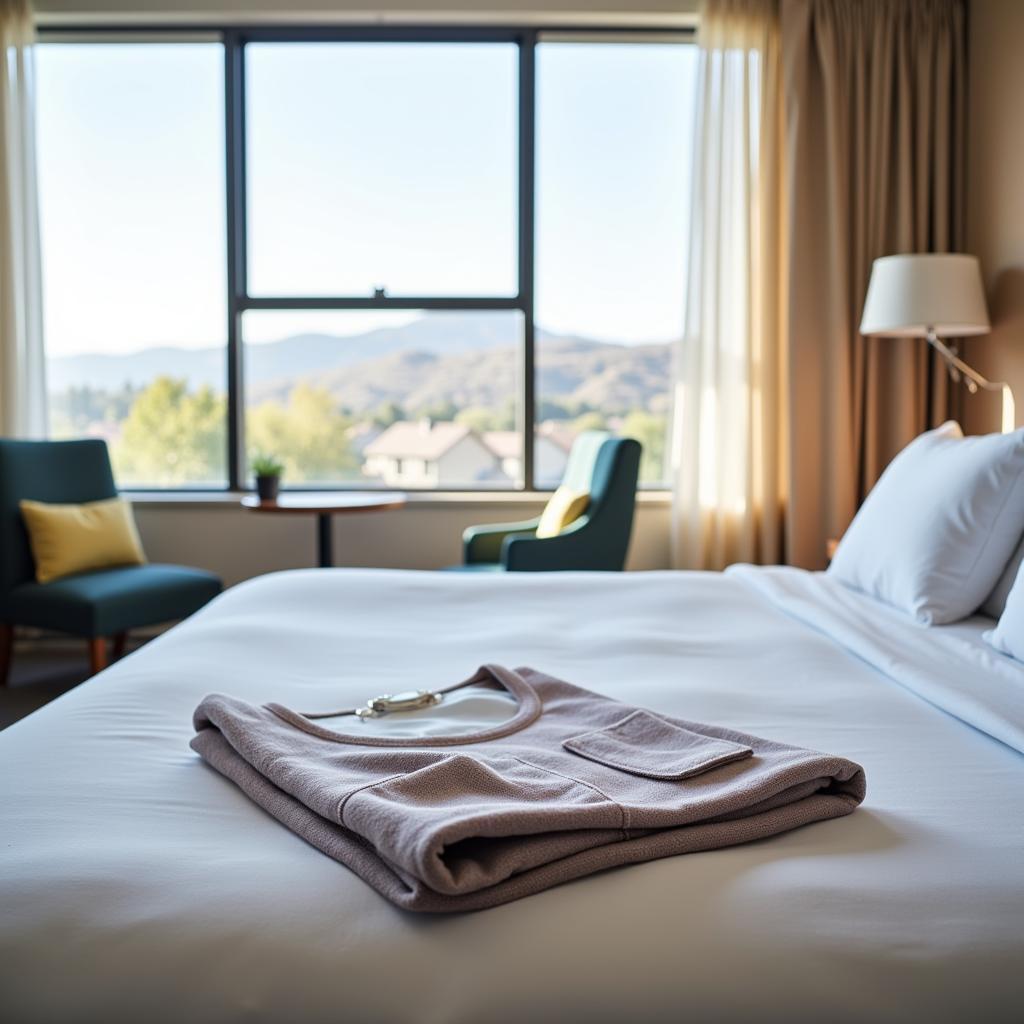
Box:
191 666 865 912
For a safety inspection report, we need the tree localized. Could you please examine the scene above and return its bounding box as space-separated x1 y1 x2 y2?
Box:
50 382 142 438
371 400 406 428
247 383 360 483
114 376 225 485
415 399 459 422
621 409 668 483
536 397 575 422
571 411 607 434
492 395 517 431
455 398 516 433
455 407 496 433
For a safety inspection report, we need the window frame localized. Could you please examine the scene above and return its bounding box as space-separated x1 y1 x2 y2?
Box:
37 24 695 493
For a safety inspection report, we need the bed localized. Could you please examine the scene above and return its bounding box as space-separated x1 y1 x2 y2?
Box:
1 565 1022 1022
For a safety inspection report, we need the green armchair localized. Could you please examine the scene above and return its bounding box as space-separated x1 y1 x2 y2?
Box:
458 432 641 572
0 439 222 682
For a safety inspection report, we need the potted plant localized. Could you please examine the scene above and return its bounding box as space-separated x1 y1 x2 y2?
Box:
251 453 284 504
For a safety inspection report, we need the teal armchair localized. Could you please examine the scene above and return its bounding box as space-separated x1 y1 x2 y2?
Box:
0 439 222 682
459 432 641 572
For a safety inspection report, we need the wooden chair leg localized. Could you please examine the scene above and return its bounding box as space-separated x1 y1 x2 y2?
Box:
0 623 13 687
88 637 108 676
112 632 127 660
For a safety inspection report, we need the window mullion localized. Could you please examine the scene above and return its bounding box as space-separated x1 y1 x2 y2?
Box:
225 32 247 490
518 32 537 492
238 296 521 311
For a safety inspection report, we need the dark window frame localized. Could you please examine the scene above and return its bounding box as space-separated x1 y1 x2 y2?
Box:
38 24 695 493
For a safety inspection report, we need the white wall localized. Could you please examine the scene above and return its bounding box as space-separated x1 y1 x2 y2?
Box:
132 496 672 585
436 438 501 487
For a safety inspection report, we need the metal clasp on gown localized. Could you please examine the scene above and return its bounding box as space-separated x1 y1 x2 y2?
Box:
354 689 443 719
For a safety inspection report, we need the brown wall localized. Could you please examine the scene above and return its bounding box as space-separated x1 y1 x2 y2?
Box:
962 0 1024 433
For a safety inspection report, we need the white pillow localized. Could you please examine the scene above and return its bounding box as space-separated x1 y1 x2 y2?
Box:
828 421 1024 625
985 559 1024 660
981 532 1024 619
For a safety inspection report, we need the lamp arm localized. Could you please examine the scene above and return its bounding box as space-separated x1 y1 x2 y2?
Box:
926 329 1016 433
926 330 1006 393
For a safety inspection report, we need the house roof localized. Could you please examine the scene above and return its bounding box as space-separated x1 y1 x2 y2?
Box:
365 418 579 462
363 420 478 460
538 420 576 452
483 423 577 460
482 431 519 460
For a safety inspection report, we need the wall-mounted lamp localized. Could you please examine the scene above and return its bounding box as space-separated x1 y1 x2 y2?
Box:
860 253 1014 433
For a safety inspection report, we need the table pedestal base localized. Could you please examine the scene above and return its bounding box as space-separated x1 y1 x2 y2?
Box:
240 492 406 570
317 513 333 568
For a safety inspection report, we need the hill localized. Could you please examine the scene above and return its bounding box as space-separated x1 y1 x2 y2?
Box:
48 312 673 416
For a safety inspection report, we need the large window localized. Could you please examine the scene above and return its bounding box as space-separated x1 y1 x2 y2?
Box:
536 42 697 486
243 310 523 487
37 42 227 487
36 30 695 491
246 43 518 298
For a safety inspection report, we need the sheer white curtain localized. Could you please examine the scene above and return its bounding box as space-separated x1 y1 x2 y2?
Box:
671 0 784 569
0 0 46 438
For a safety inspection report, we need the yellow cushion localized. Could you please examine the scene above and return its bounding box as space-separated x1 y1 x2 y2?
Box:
19 497 146 584
536 487 590 539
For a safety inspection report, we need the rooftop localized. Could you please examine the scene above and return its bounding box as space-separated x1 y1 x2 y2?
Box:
364 418 580 462
363 420 477 460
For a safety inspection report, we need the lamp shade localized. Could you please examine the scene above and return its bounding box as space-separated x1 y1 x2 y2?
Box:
859 254 990 338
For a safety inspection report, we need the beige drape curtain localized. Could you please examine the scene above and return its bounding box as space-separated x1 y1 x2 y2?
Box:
0 0 46 438
781 0 965 568
671 0 786 569
674 0 966 569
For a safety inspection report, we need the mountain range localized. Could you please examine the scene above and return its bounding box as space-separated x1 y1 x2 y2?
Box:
48 312 673 416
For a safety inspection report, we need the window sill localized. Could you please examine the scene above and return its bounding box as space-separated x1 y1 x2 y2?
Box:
123 490 671 509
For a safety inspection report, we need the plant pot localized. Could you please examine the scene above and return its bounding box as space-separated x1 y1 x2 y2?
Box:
256 474 280 503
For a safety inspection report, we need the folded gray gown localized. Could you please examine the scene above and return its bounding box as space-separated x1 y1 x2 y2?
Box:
191 665 866 913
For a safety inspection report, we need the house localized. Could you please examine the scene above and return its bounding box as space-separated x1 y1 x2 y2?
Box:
480 431 521 480
482 422 575 486
362 420 502 487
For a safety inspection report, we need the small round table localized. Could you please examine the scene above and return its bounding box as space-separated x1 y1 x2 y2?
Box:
241 491 407 568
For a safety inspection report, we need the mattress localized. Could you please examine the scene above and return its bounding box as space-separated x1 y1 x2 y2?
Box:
1 566 1022 1023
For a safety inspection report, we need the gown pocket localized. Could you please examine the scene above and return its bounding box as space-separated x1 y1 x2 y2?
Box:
563 709 753 780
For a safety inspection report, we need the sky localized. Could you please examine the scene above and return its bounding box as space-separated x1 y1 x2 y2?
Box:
36 40 697 358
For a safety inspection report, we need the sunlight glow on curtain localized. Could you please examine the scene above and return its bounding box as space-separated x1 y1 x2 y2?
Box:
671 0 784 569
0 0 46 438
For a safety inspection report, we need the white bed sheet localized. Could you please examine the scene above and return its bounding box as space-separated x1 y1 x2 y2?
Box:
1 567 1022 1023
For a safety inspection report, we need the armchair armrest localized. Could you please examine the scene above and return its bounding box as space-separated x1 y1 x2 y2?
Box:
462 517 541 564
503 515 605 571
